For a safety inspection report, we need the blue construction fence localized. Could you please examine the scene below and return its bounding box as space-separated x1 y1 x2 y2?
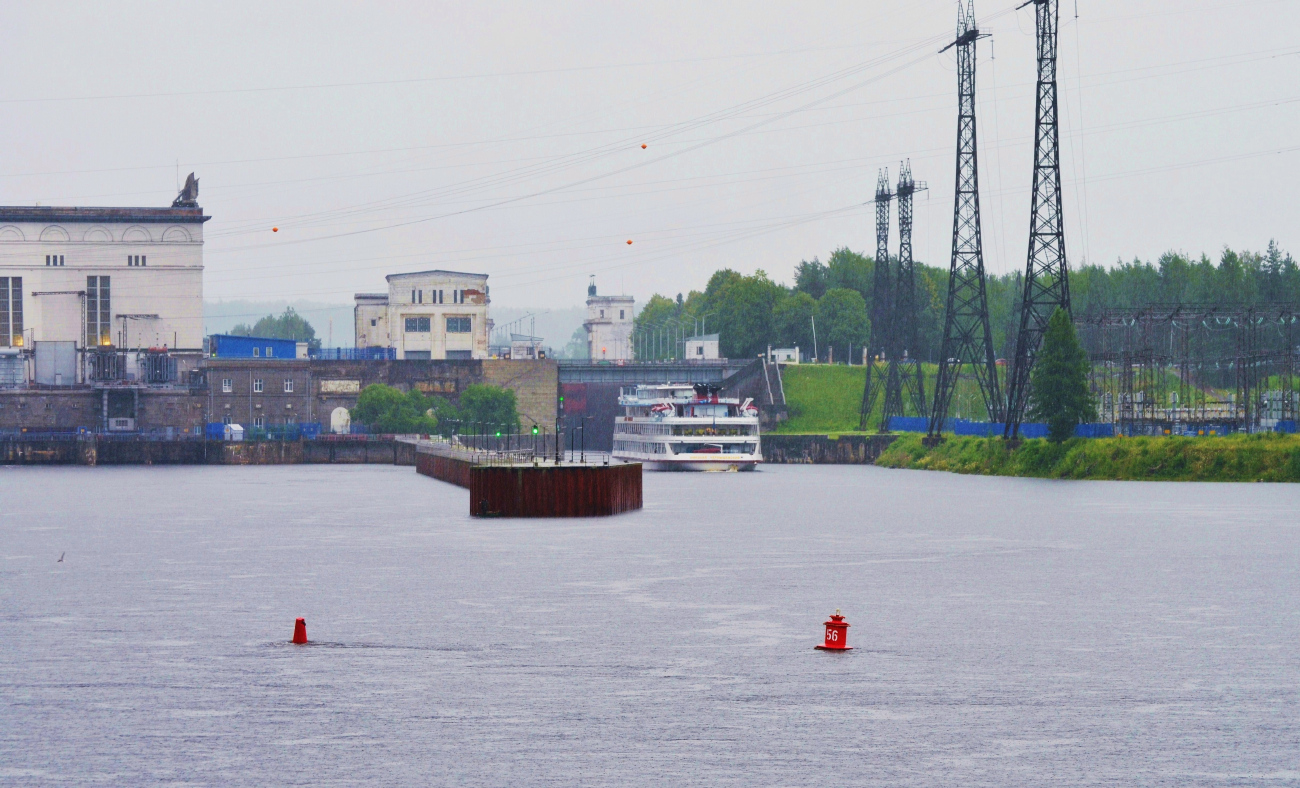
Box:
886 417 1114 439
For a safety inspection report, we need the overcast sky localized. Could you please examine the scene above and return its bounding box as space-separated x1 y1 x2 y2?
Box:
1 0 1296 313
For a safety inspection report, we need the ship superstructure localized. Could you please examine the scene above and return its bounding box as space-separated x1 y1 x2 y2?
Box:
611 383 762 471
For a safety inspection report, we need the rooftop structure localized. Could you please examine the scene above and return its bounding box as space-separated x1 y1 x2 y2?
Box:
354 269 491 360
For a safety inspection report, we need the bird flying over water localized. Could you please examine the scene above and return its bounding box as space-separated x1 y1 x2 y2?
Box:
57 552 64 563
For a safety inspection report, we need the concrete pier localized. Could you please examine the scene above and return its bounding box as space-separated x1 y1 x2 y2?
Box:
415 441 642 518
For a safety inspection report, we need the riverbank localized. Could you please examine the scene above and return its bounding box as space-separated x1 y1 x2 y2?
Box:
876 432 1300 482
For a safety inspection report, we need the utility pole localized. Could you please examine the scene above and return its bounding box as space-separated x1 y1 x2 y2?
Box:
859 169 894 429
929 0 1004 441
1004 0 1071 439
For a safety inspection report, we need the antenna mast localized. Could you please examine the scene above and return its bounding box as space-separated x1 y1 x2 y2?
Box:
928 0 1003 440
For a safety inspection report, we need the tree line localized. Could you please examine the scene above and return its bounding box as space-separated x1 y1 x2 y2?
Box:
634 241 1299 363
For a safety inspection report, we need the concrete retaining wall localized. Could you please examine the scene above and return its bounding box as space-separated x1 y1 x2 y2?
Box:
0 437 416 466
761 434 898 464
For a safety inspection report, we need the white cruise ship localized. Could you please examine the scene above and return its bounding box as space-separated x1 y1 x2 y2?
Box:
611 383 762 471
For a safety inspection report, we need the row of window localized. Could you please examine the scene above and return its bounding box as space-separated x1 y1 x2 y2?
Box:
613 440 669 454
44 255 147 266
251 346 277 357
615 422 673 436
410 289 468 305
404 316 473 334
220 378 295 393
0 277 22 347
614 422 756 437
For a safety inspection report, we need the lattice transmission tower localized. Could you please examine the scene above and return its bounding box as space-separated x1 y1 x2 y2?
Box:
928 0 1003 439
859 169 894 430
1004 0 1072 439
881 161 930 429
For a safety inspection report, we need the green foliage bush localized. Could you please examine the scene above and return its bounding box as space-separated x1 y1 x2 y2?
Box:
876 432 1300 482
352 384 443 434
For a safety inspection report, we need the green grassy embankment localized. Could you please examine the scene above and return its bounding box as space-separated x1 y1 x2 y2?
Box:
876 432 1300 482
774 363 987 434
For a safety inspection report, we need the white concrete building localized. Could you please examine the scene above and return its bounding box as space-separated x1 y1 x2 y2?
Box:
684 334 720 360
0 185 208 383
584 279 634 361
354 270 490 360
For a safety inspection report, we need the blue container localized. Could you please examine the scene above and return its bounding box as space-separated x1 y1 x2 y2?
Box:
208 334 300 360
300 422 322 439
205 422 225 440
1275 420 1297 434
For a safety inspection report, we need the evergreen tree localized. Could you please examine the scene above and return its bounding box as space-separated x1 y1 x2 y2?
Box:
1027 308 1095 443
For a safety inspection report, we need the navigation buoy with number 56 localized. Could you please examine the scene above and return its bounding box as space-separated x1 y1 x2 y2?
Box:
814 609 852 651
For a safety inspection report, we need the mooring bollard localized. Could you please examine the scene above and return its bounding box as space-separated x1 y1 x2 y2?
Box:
292 617 308 645
814 609 852 651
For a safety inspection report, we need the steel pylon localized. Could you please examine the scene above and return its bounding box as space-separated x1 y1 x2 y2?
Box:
1004 0 1071 439
859 169 894 430
928 0 1003 439
881 161 929 430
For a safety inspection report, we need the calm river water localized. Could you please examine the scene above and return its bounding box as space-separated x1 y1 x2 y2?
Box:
2 464 1298 786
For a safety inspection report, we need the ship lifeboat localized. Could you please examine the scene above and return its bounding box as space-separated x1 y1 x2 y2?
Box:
650 402 674 416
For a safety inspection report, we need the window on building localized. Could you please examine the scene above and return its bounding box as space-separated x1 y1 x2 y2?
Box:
221 378 233 393
446 316 472 333
253 416 265 429
127 255 146 267
405 317 431 333
253 347 260 357
411 289 417 303
696 346 704 356
370 319 377 327
45 255 65 266
85 276 111 346
437 290 444 304
283 379 294 393
222 414 232 425
0 277 21 348
620 310 625 319
266 347 273 358
253 378 264 393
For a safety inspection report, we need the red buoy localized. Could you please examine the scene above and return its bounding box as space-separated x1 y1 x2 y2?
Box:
292 617 308 645
814 609 851 651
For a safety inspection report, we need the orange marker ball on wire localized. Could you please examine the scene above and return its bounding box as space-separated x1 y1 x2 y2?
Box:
641 144 647 149
626 240 633 245
272 227 279 232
